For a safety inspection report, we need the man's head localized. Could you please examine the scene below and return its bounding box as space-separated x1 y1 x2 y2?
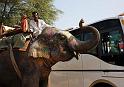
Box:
21 13 27 19
32 12 39 21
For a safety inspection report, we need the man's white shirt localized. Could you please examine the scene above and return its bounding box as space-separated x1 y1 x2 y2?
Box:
29 19 50 37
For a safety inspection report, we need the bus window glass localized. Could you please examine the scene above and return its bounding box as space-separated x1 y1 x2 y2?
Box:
100 30 124 65
75 34 81 40
102 30 121 55
109 31 121 54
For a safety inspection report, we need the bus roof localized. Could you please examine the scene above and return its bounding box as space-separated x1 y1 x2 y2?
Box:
87 16 119 26
67 16 121 32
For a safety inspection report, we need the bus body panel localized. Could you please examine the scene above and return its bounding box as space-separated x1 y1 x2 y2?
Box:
83 71 124 87
49 54 124 87
119 16 124 33
49 71 84 87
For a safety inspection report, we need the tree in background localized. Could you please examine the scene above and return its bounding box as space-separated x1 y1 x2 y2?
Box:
0 0 62 26
0 0 20 25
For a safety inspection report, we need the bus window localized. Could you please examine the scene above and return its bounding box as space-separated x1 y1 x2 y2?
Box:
75 34 81 40
87 18 124 66
109 31 121 54
102 30 121 55
100 30 123 64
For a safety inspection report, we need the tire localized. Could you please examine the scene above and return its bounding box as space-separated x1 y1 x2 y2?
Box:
93 83 113 87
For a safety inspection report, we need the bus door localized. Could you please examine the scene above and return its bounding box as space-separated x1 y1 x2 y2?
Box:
119 16 124 51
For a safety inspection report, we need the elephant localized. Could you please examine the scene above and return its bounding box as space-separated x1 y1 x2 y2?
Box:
0 21 100 87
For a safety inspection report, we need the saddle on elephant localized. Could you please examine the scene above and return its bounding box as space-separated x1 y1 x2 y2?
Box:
0 15 31 52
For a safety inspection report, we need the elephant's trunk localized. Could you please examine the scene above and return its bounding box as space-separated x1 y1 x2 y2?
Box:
68 26 100 53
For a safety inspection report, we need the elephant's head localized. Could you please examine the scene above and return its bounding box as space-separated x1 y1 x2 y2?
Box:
29 22 100 63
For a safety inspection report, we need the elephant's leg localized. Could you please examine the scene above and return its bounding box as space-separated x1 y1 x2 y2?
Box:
22 74 39 87
20 58 40 87
39 78 48 87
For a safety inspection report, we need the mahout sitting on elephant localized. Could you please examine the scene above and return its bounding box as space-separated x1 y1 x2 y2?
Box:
0 20 100 87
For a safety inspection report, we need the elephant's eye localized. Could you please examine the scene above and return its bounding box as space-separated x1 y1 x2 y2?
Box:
56 33 66 40
60 35 66 40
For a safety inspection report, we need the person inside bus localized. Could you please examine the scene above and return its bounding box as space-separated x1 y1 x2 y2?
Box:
29 11 51 38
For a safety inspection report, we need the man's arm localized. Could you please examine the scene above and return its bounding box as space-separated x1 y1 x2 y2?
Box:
21 18 28 32
29 20 35 32
41 20 51 29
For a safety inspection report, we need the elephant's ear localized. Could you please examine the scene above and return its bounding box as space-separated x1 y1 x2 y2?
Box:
29 40 50 58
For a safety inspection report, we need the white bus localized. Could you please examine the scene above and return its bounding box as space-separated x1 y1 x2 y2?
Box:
49 16 124 87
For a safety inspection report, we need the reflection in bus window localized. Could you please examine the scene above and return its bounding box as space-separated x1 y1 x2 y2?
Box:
100 30 123 65
75 34 81 40
110 31 121 54
102 30 121 55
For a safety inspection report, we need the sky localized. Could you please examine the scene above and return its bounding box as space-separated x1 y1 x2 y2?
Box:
53 0 124 30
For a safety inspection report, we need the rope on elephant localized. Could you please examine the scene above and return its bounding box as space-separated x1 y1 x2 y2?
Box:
9 44 22 79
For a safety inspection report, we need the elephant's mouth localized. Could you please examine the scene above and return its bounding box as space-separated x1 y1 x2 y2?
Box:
56 44 79 62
